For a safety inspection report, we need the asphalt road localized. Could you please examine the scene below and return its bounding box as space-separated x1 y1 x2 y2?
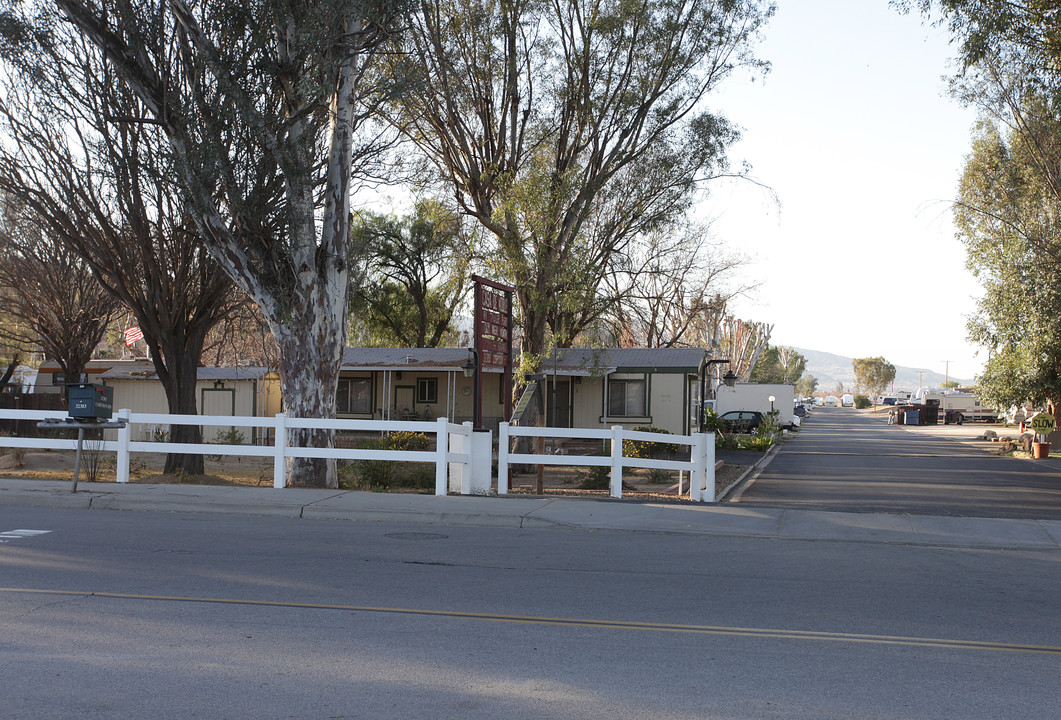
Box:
2 506 1060 719
737 407 1061 519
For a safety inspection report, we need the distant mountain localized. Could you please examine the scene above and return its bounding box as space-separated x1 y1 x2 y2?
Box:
790 348 969 394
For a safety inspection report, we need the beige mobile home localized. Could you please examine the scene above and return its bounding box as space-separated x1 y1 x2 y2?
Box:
339 348 507 431
100 365 281 444
532 348 714 436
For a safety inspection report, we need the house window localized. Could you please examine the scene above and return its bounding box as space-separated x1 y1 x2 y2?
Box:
416 377 438 404
337 378 372 414
608 378 647 417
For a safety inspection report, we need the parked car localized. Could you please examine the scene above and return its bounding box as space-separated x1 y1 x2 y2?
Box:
717 410 766 434
793 404 808 418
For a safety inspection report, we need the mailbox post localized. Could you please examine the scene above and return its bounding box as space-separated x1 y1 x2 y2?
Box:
37 383 126 492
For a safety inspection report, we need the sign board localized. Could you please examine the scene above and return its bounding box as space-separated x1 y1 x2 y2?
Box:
472 275 516 422
1030 412 1056 434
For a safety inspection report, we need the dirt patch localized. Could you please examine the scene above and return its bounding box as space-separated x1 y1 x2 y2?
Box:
507 462 749 502
0 449 273 487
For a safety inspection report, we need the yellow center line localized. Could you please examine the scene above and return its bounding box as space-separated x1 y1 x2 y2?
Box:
3 586 1058 656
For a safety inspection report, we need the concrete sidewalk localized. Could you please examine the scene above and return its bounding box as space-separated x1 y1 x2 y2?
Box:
2 477 1059 552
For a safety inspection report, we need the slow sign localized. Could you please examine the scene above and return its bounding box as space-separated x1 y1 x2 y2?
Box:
1030 412 1056 434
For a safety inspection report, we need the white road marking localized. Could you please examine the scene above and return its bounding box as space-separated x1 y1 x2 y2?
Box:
0 529 52 543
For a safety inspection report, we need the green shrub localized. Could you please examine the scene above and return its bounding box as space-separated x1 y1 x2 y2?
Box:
854 395 872 409
578 464 611 490
645 468 671 485
339 432 434 491
623 426 680 459
213 427 246 445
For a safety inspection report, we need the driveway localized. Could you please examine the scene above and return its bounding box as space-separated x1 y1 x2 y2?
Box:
735 407 1061 519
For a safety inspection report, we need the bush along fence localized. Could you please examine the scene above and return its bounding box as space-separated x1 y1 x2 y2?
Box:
497 423 717 502
0 409 715 500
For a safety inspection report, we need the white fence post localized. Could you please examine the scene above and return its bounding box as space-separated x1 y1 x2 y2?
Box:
690 433 705 501
435 416 449 496
116 409 131 483
449 423 468 494
610 425 623 499
469 429 492 494
273 412 287 488
497 422 510 495
704 431 716 502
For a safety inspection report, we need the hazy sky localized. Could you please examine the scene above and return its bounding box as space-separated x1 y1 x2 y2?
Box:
706 1 984 381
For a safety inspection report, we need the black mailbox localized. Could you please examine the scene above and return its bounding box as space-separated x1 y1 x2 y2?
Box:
68 383 114 420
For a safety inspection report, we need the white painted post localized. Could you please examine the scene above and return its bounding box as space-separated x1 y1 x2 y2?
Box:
690 433 706 501
469 429 492 494
705 431 716 502
435 416 449 495
116 409 131 483
449 423 468 494
273 413 287 488
610 425 623 499
497 422 510 495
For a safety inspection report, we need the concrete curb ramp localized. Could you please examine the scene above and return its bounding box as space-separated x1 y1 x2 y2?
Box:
0 478 1059 552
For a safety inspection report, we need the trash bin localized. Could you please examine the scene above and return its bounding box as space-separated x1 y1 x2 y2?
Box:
904 409 920 425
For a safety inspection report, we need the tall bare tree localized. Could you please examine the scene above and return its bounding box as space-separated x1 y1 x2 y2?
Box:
600 223 753 348
0 28 247 475
0 201 119 388
389 0 773 368
51 0 406 487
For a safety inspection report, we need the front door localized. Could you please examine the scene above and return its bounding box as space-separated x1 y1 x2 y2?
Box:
546 379 571 427
394 386 415 418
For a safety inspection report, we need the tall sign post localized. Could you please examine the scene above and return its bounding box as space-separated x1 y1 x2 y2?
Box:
472 275 515 428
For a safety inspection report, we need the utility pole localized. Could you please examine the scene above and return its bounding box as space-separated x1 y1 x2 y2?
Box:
942 360 951 388
918 371 924 389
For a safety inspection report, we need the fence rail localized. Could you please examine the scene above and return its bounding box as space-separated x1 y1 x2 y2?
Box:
0 409 713 500
498 422 716 502
0 408 481 494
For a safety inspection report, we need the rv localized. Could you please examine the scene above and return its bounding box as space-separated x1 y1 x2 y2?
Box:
841 393 855 407
912 389 998 423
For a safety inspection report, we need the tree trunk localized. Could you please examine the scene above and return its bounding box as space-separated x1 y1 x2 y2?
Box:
273 286 346 489
160 352 205 476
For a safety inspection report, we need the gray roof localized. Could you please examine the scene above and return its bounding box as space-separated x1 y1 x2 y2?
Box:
101 365 274 381
541 348 708 374
339 347 709 374
341 347 474 371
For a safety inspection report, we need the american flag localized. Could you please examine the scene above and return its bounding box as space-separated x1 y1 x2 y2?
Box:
123 326 144 345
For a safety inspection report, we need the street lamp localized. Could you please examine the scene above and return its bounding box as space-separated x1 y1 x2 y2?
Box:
769 395 775 413
462 349 480 429
722 370 738 387
699 358 731 432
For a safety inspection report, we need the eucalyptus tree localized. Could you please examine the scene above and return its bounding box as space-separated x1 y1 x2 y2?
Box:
389 0 773 369
955 117 1061 411
851 356 896 399
53 0 406 487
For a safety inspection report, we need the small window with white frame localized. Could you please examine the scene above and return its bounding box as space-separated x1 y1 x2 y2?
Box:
607 376 647 417
416 377 438 404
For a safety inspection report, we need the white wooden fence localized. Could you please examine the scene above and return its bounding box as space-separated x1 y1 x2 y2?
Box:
1 409 714 500
497 422 716 502
0 408 489 494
